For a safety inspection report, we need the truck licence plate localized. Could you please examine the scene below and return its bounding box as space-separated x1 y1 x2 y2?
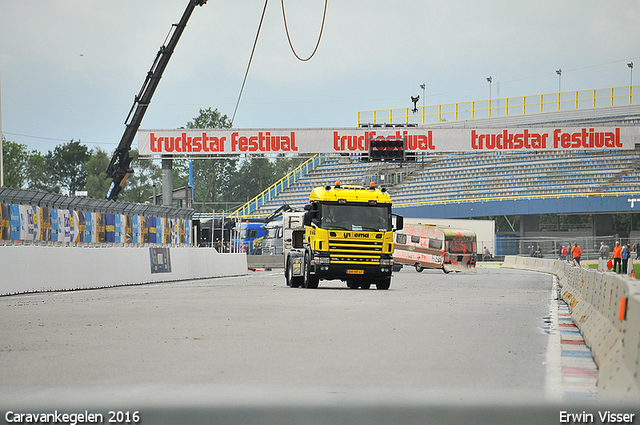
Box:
346 269 364 275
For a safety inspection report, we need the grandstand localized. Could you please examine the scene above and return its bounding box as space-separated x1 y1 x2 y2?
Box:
246 147 640 217
225 86 640 258
239 102 640 218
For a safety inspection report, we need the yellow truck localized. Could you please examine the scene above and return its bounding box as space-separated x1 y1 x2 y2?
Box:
292 181 403 290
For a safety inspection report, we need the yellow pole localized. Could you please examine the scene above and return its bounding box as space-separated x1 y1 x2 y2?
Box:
540 94 543 113
611 87 614 106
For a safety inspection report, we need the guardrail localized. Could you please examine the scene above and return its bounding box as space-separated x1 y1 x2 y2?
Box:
358 85 639 126
502 255 640 402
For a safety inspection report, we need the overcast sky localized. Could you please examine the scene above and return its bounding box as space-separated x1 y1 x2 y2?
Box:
1 0 639 154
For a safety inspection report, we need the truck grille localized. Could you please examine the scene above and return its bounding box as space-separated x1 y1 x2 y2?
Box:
328 238 383 264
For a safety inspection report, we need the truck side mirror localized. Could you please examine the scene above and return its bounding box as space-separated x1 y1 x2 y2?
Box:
303 211 312 227
393 214 404 232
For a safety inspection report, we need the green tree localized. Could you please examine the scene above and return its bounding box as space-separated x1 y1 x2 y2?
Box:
182 107 238 212
186 107 231 130
228 155 276 203
1 138 29 188
84 148 111 198
119 149 162 204
25 150 52 192
47 140 90 195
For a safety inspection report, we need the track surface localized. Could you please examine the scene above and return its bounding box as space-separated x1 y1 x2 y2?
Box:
0 266 562 406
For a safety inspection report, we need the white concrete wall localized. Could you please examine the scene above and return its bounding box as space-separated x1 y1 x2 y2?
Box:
0 246 247 296
502 256 640 402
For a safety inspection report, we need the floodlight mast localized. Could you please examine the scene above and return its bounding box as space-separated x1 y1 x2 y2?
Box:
105 0 207 201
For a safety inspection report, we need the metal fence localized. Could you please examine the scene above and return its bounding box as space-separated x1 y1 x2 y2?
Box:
0 187 193 219
494 234 634 261
0 187 194 246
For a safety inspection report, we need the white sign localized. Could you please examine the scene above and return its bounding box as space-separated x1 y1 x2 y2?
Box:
138 126 638 156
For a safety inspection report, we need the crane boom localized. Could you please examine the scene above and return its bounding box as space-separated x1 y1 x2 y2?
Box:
106 0 207 200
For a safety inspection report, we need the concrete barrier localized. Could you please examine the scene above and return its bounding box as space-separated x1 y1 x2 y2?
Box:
502 255 640 402
247 254 283 270
0 246 247 296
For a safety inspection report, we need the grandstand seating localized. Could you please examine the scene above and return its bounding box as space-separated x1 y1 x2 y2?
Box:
248 148 640 217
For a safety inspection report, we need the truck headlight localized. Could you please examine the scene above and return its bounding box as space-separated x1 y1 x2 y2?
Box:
380 259 392 266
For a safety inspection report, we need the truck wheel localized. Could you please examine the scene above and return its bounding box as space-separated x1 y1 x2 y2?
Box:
415 263 424 273
376 278 391 290
285 265 291 287
287 259 303 288
304 254 319 289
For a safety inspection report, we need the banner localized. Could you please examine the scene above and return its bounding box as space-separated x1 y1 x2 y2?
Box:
138 126 638 156
148 217 157 244
41 207 51 241
0 204 9 240
105 214 115 243
132 216 140 243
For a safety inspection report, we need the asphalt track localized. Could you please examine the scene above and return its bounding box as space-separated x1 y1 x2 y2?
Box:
0 265 611 424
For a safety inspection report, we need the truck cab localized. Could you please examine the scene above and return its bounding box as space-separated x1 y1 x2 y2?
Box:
298 181 403 290
232 221 266 254
261 219 284 255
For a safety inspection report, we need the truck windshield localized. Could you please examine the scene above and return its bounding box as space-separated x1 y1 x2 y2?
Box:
266 227 279 238
320 204 391 232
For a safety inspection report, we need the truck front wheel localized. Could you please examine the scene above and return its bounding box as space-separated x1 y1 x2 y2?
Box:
376 277 391 290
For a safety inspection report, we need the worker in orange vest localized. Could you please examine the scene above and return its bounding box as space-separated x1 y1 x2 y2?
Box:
613 241 622 273
571 242 582 265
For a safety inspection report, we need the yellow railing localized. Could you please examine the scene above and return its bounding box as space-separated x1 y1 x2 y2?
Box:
394 190 640 209
357 85 639 126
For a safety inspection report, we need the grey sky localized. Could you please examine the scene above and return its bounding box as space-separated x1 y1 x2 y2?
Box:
1 0 639 154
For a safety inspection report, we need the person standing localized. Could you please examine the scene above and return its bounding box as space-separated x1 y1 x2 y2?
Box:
560 245 569 261
483 246 492 261
622 244 630 275
599 241 610 259
571 242 582 265
613 241 622 273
